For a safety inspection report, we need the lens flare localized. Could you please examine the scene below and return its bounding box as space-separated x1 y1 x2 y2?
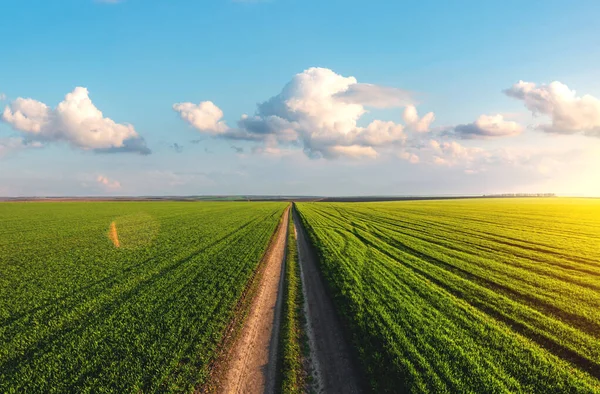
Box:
109 221 120 248
107 213 159 249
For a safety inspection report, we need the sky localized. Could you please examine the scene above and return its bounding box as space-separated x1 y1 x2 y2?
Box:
1 0 600 197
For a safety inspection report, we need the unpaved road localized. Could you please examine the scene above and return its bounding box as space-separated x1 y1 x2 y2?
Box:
218 206 289 394
293 208 362 394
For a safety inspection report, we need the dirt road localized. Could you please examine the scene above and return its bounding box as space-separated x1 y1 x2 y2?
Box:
218 206 289 394
293 208 362 394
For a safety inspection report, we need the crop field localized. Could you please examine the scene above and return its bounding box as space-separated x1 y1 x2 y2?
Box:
277 213 305 393
296 199 600 393
0 201 286 393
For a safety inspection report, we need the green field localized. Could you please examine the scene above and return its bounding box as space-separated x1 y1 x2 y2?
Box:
277 213 306 393
296 199 600 393
0 201 286 393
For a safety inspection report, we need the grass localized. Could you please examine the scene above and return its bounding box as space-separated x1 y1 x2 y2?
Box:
296 198 600 393
277 208 306 393
0 201 287 393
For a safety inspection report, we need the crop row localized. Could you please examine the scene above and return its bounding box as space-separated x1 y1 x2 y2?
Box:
0 201 287 393
296 198 600 393
277 209 306 393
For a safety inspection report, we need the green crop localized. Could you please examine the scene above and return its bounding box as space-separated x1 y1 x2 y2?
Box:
296 198 600 393
0 201 286 393
277 208 305 393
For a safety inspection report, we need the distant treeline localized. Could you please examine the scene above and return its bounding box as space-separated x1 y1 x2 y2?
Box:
483 193 556 197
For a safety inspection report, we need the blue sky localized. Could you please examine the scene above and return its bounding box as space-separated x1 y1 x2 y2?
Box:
1 0 600 196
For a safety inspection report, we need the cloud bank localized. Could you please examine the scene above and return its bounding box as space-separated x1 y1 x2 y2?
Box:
2 87 150 155
505 80 600 137
174 67 434 159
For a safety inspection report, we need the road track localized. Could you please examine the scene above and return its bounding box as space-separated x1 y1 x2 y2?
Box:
218 206 289 394
216 205 361 393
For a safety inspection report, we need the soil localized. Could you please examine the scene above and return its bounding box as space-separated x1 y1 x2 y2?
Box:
217 206 290 393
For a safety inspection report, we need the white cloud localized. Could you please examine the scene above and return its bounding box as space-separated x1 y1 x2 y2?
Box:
1 87 149 154
265 67 365 133
172 101 228 135
2 98 49 133
0 93 6 101
505 80 600 136
351 120 406 146
174 67 435 159
96 175 121 189
398 137 597 181
451 114 523 139
403 105 435 132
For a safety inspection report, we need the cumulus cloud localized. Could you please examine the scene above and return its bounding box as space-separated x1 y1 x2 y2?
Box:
505 80 600 136
96 175 121 189
350 120 406 146
174 67 435 159
403 105 435 133
172 101 228 135
1 87 149 154
450 114 523 139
